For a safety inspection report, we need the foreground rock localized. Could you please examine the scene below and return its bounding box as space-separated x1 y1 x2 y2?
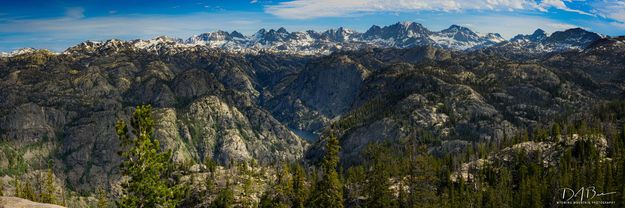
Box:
0 197 65 208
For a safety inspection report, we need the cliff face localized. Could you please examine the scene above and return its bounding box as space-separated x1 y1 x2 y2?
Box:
0 37 624 193
0 49 308 192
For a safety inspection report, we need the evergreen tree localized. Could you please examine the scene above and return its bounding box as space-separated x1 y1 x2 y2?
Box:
40 168 56 204
0 178 4 197
14 178 20 198
363 144 396 208
60 188 66 207
406 144 439 208
494 168 513 207
21 180 35 201
551 123 561 139
115 105 183 208
205 173 216 197
291 164 308 208
309 134 343 208
205 157 218 175
259 192 274 208
619 124 625 154
275 163 293 207
97 186 108 208
211 185 235 208
345 166 366 207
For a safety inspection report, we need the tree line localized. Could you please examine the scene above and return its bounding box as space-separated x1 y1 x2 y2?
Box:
111 101 625 207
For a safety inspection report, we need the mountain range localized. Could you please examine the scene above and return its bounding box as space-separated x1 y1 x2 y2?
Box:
0 20 624 206
1 21 604 57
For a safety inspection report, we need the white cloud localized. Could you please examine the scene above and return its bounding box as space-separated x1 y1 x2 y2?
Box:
250 0 258 3
264 0 611 20
539 0 594 16
417 14 585 38
547 23 586 30
265 0 542 19
590 0 625 27
0 12 277 51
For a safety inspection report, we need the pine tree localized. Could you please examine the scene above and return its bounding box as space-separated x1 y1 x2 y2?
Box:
115 105 183 208
495 168 513 207
35 172 43 202
365 162 395 208
619 124 625 154
205 172 216 197
405 144 439 208
97 186 108 208
22 180 35 201
0 178 4 197
309 134 343 208
40 168 56 204
291 164 308 208
275 163 293 207
14 178 20 198
60 188 67 207
551 123 561 139
363 144 396 208
211 185 235 208
345 166 366 207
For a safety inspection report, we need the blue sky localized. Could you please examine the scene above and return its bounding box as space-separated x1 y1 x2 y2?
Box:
1 0 624 52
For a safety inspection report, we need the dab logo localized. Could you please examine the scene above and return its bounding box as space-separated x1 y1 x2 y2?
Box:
557 186 617 205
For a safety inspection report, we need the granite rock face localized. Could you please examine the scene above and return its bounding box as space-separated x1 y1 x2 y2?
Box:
0 49 308 192
1 36 624 193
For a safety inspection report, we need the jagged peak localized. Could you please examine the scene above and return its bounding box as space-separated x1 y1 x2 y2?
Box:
446 24 468 30
441 24 475 34
230 30 245 39
399 21 415 27
152 35 181 43
4 47 57 57
255 28 267 35
532 28 546 36
276 27 289 34
39 21 610 56
547 28 601 44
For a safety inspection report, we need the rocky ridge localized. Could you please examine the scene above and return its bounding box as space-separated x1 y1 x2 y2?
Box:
2 22 604 57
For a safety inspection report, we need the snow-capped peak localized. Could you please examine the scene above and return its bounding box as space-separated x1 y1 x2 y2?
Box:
8 21 604 57
0 48 57 57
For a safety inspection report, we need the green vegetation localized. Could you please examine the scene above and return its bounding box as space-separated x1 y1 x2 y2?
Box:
211 184 235 208
96 185 108 208
0 178 4 196
0 143 28 176
40 168 56 204
2 100 624 208
309 133 344 208
115 105 187 208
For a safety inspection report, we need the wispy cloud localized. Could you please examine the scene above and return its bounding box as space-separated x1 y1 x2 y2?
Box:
590 0 625 28
265 0 542 19
0 12 275 51
265 0 605 20
538 0 594 16
547 23 586 31
416 14 585 38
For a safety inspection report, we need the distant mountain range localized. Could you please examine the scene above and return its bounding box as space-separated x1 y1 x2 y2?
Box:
0 21 607 56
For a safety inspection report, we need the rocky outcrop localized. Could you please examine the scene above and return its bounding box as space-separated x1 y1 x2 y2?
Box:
0 197 65 208
0 49 308 193
0 103 71 145
451 134 609 182
169 96 307 164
